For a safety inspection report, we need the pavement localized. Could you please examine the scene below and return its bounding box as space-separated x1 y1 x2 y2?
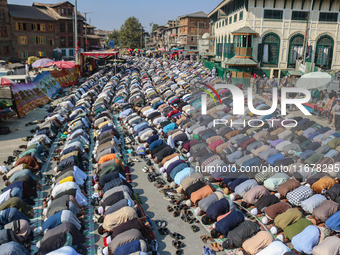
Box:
128 158 211 255
0 99 210 255
0 82 336 255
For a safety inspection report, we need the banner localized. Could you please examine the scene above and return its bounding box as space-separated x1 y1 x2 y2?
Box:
68 65 80 78
33 71 61 99
49 69 77 87
11 82 50 117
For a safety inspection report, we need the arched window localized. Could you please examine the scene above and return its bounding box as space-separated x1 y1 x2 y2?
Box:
288 34 304 67
261 33 280 66
315 35 334 70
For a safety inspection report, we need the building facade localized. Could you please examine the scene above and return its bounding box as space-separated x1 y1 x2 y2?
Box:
179 11 210 50
8 4 57 59
94 29 110 48
84 24 101 51
0 0 12 58
163 20 180 50
34 1 84 60
209 0 340 74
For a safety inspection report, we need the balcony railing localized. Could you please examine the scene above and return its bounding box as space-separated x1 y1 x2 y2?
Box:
235 47 252 57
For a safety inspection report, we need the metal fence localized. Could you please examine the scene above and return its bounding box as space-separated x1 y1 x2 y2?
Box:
202 60 251 87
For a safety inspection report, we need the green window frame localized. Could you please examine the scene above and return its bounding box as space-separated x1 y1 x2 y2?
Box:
315 35 334 70
264 10 283 20
261 32 280 67
292 11 308 21
239 11 244 20
288 34 304 67
319 13 338 22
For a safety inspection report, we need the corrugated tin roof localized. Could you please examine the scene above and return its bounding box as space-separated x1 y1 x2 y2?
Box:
8 4 56 20
225 57 257 66
33 2 84 20
86 34 101 39
179 11 208 19
232 26 258 35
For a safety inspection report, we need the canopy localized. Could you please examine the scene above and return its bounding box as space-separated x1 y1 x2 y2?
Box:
296 72 332 90
46 61 76 69
81 51 119 58
32 58 53 68
0 77 15 86
27 56 39 65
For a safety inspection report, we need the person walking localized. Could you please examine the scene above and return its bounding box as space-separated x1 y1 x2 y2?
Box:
332 100 340 131
227 71 231 84
25 62 29 76
212 67 217 78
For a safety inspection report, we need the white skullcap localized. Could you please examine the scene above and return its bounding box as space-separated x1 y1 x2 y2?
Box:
103 246 109 255
305 183 311 187
270 226 278 235
98 206 104 215
186 152 190 157
275 193 281 199
250 208 258 215
106 235 112 245
277 234 284 242
262 217 268 225
94 184 99 190
230 193 236 201
160 167 165 173
185 200 192 207
54 167 58 173
194 207 201 216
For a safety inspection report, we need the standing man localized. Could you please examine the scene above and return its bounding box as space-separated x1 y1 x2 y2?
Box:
25 61 29 76
212 67 217 78
332 100 340 131
227 71 231 84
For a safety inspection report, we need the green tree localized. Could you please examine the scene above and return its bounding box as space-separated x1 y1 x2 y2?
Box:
152 24 158 32
107 29 120 46
119 17 142 49
107 29 120 47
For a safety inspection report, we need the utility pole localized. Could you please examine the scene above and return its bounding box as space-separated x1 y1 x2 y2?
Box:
149 22 153 49
84 12 88 52
74 0 79 64
83 12 92 52
303 0 314 66
140 26 143 49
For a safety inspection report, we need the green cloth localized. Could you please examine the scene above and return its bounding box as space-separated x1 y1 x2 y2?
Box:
310 123 322 131
99 163 123 178
284 218 312 240
305 153 324 164
274 208 303 230
327 138 340 149
300 139 312 150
